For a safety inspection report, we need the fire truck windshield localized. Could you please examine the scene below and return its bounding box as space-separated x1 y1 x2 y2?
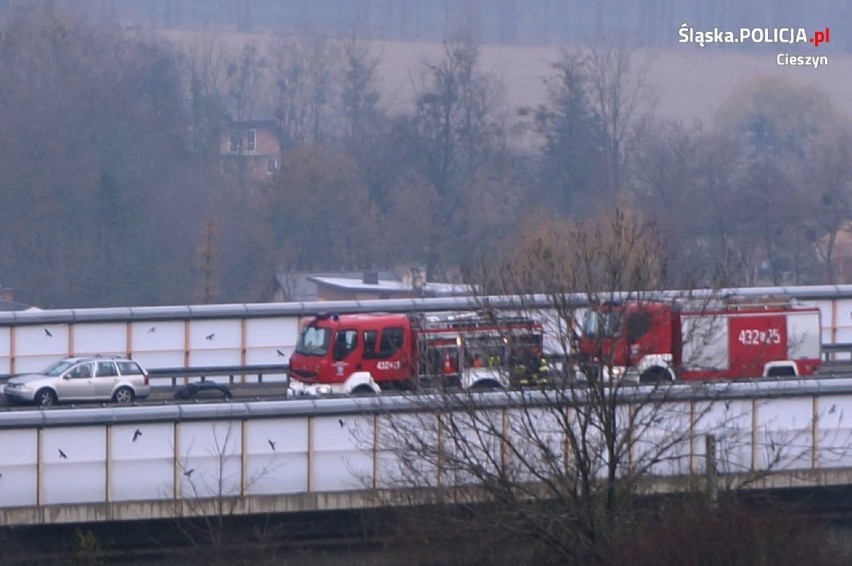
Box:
295 326 331 356
582 310 622 339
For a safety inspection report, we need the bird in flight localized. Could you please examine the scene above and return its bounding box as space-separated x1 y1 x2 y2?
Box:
268 439 277 451
132 429 142 442
205 333 215 341
58 449 67 460
43 328 53 338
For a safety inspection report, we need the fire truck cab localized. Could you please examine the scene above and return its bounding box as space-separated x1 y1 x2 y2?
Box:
288 311 546 396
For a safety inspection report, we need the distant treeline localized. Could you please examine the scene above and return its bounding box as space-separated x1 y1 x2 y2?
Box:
4 0 850 51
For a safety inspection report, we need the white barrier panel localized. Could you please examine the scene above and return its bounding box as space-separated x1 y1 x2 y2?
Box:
0 328 10 374
695 399 753 474
74 323 127 358
244 318 300 366
633 401 693 476
3 286 852 377
245 419 308 495
817 395 852 468
832 299 852 326
508 408 569 483
15 325 69 358
189 320 243 367
312 415 373 492
130 320 185 368
376 412 440 489
9 380 852 526
42 426 106 505
188 320 243 368
14 325 69 373
443 410 503 486
0 429 37 506
178 420 242 499
111 423 175 502
755 397 813 471
828 298 852 349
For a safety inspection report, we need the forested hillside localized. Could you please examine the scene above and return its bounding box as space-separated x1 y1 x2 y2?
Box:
0 3 850 307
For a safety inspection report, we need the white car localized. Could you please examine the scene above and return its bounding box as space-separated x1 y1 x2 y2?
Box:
4 356 151 407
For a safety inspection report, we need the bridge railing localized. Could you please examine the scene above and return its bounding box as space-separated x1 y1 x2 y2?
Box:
2 378 852 526
822 343 852 364
2 284 852 376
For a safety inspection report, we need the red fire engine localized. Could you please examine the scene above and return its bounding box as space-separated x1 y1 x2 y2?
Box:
577 298 822 382
288 311 545 396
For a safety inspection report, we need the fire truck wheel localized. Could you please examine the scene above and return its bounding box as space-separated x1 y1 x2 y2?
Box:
640 367 671 384
469 380 501 390
351 385 377 396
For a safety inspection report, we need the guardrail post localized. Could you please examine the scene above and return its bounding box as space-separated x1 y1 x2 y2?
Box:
705 434 718 506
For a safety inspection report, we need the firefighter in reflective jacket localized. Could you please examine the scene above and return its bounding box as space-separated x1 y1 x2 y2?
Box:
521 346 548 385
537 355 550 383
516 346 541 386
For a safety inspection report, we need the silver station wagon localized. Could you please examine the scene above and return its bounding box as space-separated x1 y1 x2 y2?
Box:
4 356 151 407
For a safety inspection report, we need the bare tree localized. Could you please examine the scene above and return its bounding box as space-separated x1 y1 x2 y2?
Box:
261 145 378 269
225 42 264 124
800 128 852 284
196 220 219 304
710 76 850 286
0 5 202 307
584 37 655 199
340 34 383 151
185 30 230 165
362 209 829 563
411 25 507 277
530 50 607 216
267 33 340 148
365 210 673 563
630 119 706 284
169 420 285 560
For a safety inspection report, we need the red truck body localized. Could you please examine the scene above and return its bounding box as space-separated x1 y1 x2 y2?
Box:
578 300 822 382
288 312 545 395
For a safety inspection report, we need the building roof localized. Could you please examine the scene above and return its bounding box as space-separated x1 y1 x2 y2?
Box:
0 299 38 312
274 270 400 302
270 269 476 302
308 276 474 297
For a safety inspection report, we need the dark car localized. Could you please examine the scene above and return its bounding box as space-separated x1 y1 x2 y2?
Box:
173 381 232 400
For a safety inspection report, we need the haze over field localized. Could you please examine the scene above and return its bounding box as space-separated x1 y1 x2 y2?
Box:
366 40 852 124
73 1 852 125
162 28 852 125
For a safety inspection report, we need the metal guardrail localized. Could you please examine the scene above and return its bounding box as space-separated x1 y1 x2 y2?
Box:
146 364 288 387
4 348 852 388
0 364 290 388
4 376 852 527
2 376 852 428
822 343 852 361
